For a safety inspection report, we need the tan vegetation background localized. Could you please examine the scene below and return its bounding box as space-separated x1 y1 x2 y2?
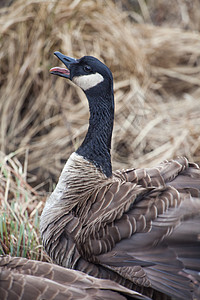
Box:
0 0 200 259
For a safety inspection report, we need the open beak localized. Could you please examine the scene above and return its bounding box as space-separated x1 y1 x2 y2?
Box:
50 51 77 79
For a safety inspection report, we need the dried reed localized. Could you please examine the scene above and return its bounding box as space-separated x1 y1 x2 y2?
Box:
0 149 50 259
1 0 200 187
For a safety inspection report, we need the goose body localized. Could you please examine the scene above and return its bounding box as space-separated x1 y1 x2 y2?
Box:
0 256 147 300
40 52 200 300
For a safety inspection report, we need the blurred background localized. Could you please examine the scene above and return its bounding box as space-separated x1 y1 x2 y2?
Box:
0 0 200 259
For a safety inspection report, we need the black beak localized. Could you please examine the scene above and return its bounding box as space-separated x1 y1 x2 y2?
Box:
50 51 78 79
54 51 77 68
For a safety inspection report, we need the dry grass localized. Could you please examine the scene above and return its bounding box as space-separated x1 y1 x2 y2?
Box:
0 0 200 257
0 149 49 260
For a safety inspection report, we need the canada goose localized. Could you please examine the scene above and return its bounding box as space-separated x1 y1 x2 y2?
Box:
40 52 200 300
0 256 148 300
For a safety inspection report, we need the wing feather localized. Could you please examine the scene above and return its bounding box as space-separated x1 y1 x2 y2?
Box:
41 156 200 299
76 158 200 299
0 256 150 300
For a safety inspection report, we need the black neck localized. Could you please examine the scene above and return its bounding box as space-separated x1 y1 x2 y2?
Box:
76 87 114 177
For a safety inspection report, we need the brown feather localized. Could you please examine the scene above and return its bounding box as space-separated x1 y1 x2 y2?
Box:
40 153 200 300
0 256 149 300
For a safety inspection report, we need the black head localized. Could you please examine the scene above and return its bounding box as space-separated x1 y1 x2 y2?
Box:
50 51 115 177
50 51 113 96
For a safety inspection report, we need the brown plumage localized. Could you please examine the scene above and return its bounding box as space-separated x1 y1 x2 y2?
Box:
40 53 200 300
0 256 149 300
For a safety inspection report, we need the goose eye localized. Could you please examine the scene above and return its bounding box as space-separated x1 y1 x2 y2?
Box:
84 65 92 73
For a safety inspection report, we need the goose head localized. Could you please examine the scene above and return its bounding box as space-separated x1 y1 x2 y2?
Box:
50 52 114 177
50 51 113 97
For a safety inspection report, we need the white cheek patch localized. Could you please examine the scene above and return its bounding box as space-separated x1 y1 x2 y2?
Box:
72 73 104 90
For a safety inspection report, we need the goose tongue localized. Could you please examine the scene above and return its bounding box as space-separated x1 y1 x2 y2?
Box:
50 66 70 78
50 66 70 76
